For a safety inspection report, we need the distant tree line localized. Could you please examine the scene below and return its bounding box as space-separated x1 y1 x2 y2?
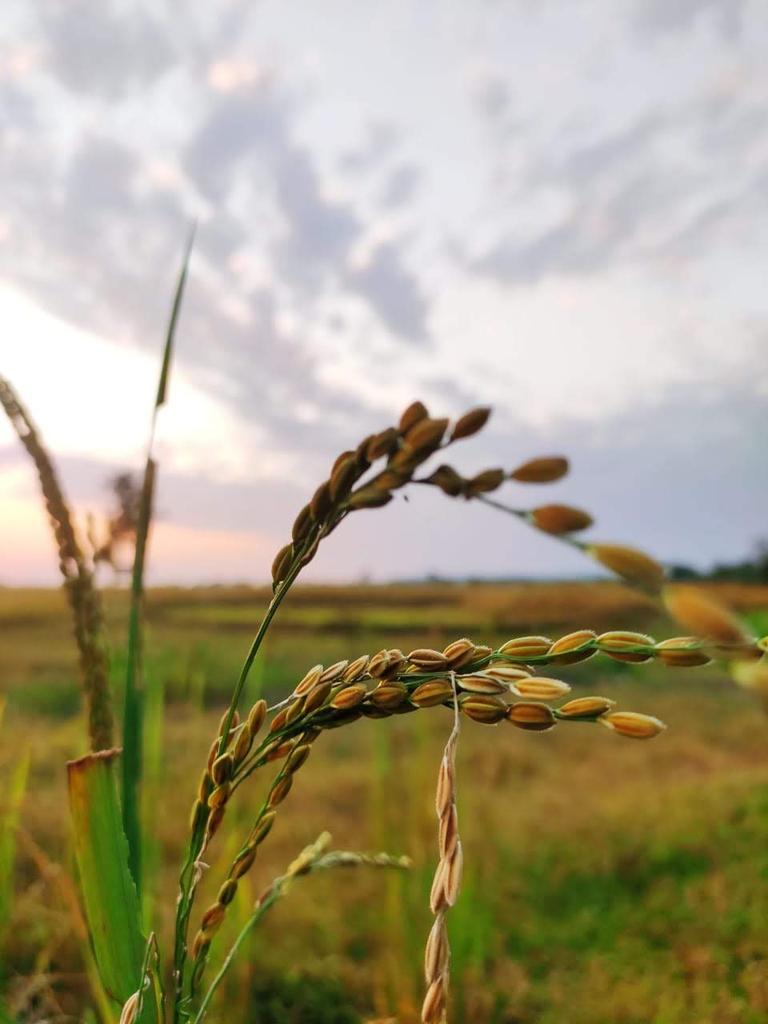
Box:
669 540 768 584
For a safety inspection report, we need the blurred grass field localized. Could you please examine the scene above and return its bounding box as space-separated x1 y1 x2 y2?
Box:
2 579 768 1023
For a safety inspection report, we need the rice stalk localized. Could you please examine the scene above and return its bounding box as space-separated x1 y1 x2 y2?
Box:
190 832 410 1024
0 377 113 750
422 673 461 1024
122 227 195 894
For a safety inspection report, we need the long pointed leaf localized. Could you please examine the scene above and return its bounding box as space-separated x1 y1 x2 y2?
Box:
68 750 146 1007
122 230 194 893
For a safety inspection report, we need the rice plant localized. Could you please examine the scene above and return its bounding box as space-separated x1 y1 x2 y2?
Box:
2 262 766 1024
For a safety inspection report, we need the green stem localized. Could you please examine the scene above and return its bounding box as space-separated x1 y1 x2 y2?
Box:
191 880 285 1024
171 556 305 1022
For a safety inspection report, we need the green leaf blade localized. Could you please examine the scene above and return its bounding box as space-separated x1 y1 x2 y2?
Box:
68 749 146 1007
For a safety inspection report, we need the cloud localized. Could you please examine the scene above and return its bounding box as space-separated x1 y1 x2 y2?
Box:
339 120 400 174
184 80 290 203
272 144 361 285
347 241 430 343
633 0 747 40
469 88 768 286
39 0 176 97
379 162 422 209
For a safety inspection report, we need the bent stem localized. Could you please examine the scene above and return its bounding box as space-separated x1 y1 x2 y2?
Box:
171 558 304 1021
191 835 409 1024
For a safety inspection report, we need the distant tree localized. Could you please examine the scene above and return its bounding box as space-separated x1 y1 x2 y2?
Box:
706 539 768 583
668 564 700 581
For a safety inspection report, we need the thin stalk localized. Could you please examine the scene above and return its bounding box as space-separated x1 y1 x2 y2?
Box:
123 228 194 893
0 378 114 750
191 886 281 1024
192 842 409 1024
171 558 304 1022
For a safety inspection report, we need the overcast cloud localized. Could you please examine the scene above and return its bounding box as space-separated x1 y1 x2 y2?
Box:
0 0 766 583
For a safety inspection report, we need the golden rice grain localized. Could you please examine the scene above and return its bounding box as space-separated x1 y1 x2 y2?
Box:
330 684 368 710
268 775 293 807
481 664 533 683
451 406 491 441
319 660 349 685
654 637 711 667
369 683 408 709
368 649 392 678
399 400 429 433
512 677 571 700
303 681 333 714
558 696 617 719
600 711 666 739
347 487 393 510
286 744 311 773
294 664 324 695
442 638 477 668
589 543 665 591
597 630 655 663
531 504 593 534
408 648 450 671
459 694 507 724
246 699 267 736
505 702 556 731
341 654 370 681
548 629 597 656
499 635 553 658
456 673 507 695
509 456 568 483
424 464 466 496
466 468 505 495
366 427 399 461
411 680 454 707
291 503 314 543
663 584 751 648
309 481 333 521
271 543 293 585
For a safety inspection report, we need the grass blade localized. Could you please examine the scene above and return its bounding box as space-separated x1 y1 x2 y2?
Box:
67 750 147 1009
0 749 29 939
122 229 194 893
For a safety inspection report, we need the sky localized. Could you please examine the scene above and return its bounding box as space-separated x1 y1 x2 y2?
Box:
1 0 766 585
